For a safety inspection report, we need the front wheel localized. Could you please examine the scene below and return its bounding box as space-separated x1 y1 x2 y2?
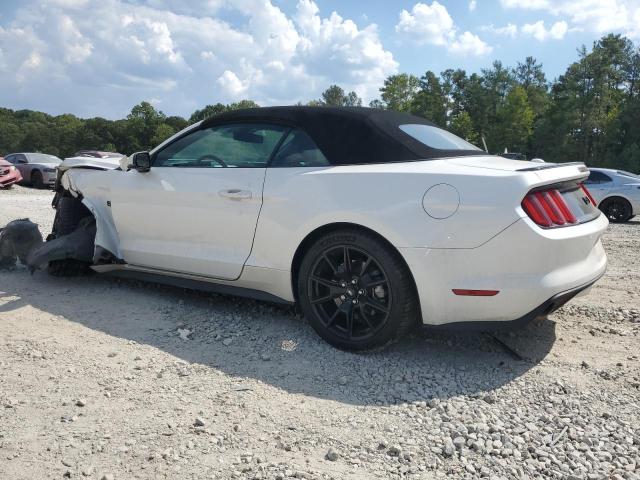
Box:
297 229 419 351
600 197 633 223
31 170 44 189
47 195 94 277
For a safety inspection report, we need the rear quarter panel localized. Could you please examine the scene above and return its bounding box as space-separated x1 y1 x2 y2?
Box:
248 160 532 272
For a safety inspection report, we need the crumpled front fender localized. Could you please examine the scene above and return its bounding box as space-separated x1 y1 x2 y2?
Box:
60 169 123 261
26 218 96 271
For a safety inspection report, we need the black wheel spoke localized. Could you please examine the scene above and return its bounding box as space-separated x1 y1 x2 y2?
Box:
343 247 352 275
310 275 342 294
345 307 354 339
362 296 389 314
360 256 372 276
359 305 374 329
364 278 388 289
310 294 334 305
323 254 338 275
325 308 341 327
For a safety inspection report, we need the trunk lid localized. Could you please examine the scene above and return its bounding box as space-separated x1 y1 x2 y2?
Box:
446 155 590 184
447 155 534 171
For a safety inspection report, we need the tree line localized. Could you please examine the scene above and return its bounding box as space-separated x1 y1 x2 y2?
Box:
0 34 637 172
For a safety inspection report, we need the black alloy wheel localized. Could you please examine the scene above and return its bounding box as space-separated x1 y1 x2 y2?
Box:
298 229 419 350
601 197 633 223
307 245 392 342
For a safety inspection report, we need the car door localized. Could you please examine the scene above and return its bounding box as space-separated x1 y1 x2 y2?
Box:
108 122 289 280
584 171 613 205
13 154 30 180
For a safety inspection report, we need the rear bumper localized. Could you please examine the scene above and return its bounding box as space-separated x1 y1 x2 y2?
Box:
400 213 608 326
427 275 601 331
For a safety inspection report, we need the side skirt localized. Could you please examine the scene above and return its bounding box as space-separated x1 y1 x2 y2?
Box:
91 264 293 305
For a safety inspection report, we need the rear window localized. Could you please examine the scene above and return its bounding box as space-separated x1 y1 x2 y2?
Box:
585 171 613 184
399 124 481 151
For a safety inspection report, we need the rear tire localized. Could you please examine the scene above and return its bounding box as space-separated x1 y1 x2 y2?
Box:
600 197 633 223
47 195 94 277
31 170 44 189
297 229 419 351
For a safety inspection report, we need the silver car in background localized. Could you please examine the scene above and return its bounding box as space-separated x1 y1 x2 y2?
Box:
585 168 640 222
3 153 62 188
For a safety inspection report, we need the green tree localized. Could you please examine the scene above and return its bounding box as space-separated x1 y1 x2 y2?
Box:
513 57 548 118
411 71 447 125
318 85 362 107
127 102 166 150
379 74 420 112
321 85 346 106
150 124 176 147
494 86 534 153
189 100 259 123
449 111 479 145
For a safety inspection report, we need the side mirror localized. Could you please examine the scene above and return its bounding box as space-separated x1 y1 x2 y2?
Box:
132 151 151 172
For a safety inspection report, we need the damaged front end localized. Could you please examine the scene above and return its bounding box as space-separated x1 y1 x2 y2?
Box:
2 193 116 277
28 216 97 274
0 211 97 275
4 158 125 275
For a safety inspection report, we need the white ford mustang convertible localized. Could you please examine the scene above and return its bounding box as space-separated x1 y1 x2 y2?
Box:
34 107 608 350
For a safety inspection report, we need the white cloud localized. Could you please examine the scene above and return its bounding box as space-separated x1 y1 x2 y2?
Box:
469 0 477 11
395 1 454 46
481 23 518 38
500 0 550 8
396 1 492 56
500 0 639 38
449 31 492 56
522 20 568 41
0 0 398 118
217 70 246 97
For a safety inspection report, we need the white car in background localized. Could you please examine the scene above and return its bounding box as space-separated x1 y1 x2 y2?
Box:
3 152 62 188
584 168 640 223
27 107 608 350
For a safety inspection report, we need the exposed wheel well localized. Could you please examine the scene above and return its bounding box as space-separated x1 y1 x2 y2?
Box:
290 222 419 305
599 195 632 209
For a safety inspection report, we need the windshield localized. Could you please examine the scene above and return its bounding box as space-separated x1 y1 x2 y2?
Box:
399 124 482 151
29 153 61 164
618 170 640 180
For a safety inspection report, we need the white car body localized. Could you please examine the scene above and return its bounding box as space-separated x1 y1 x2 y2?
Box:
585 167 640 220
53 107 608 333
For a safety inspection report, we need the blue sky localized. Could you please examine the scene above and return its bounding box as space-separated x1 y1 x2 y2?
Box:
0 0 638 119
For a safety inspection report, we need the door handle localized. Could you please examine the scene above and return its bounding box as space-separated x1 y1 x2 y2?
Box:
219 189 252 200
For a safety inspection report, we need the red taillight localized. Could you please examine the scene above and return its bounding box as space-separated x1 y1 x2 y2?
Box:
522 188 578 228
580 183 596 206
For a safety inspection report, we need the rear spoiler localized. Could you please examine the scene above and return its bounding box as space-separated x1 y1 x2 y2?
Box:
517 162 589 173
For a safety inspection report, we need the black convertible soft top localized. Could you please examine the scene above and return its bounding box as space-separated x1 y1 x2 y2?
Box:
202 106 484 165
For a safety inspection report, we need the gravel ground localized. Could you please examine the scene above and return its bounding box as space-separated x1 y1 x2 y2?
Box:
1 184 639 480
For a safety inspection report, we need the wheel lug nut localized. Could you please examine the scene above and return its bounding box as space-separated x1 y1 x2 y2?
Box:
351 279 357 285
358 289 365 295
340 295 346 301
352 299 358 304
